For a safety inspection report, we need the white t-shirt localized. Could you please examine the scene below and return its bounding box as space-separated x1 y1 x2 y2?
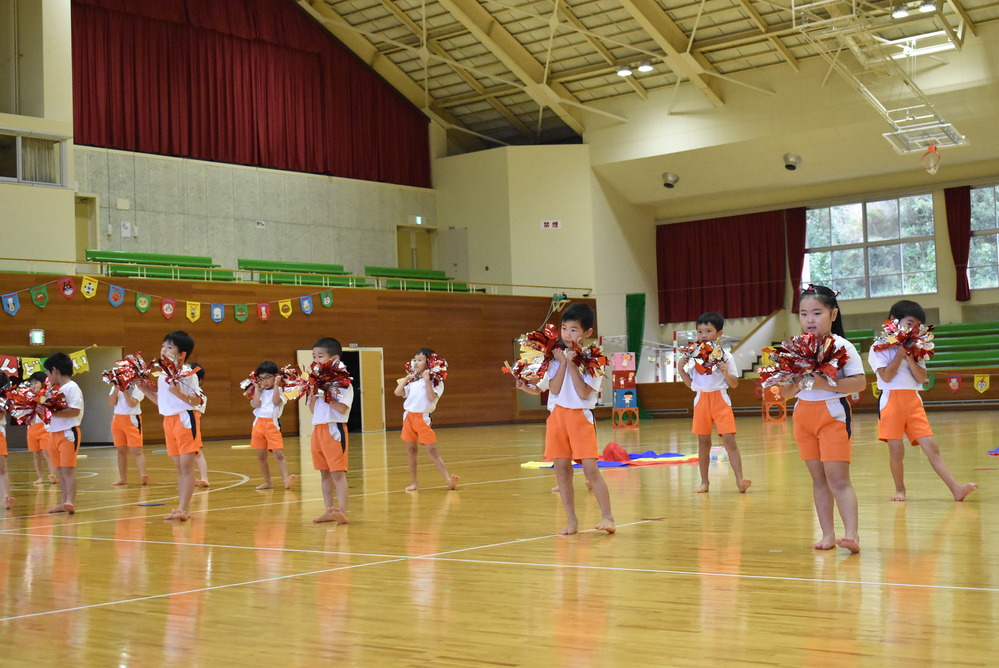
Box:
868 345 925 391
402 379 444 415
157 372 201 416
253 387 286 419
544 359 602 411
312 383 354 425
111 385 143 415
49 379 84 432
795 335 864 402
688 349 738 392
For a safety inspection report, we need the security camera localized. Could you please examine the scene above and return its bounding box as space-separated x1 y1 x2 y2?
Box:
783 153 802 171
662 172 679 188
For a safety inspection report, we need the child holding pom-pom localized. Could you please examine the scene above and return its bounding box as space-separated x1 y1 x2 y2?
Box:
869 300 977 502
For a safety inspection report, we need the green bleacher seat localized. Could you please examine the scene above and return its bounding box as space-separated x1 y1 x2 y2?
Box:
384 279 470 292
365 266 467 291
106 265 235 281
364 266 451 280
237 259 347 274
86 249 217 268
260 273 367 287
237 259 367 287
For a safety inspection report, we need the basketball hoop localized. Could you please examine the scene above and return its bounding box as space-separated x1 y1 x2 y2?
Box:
920 145 941 175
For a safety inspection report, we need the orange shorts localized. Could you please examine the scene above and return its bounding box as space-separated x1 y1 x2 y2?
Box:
27 422 49 452
163 411 200 457
878 389 933 445
49 427 82 468
544 405 598 461
691 390 737 436
251 418 284 450
0 432 6 456
792 398 853 463
111 413 143 448
401 411 436 445
311 422 348 471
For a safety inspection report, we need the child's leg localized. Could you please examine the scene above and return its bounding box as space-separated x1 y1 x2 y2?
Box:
823 461 859 553
887 439 907 501
1 457 12 509
31 450 45 484
720 433 751 493
405 441 420 491
195 450 209 487
256 449 273 489
694 434 712 493
580 459 615 533
166 453 197 520
331 470 349 522
45 450 57 483
272 450 294 488
313 470 339 523
426 444 459 490
916 436 978 501
60 467 77 511
113 447 129 485
133 447 148 484
553 458 578 535
804 459 836 550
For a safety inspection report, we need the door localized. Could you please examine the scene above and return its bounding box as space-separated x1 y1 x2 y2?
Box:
396 226 435 270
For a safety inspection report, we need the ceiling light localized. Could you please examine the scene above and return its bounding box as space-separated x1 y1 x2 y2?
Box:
616 65 632 77
637 60 653 73
919 0 935 11
892 6 910 18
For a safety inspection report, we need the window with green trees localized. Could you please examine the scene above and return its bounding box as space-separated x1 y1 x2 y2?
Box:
970 185 999 290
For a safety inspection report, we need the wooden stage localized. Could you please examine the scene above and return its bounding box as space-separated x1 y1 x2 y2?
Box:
1 411 996 665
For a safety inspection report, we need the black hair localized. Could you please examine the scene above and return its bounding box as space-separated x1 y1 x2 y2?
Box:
188 361 205 382
696 311 724 331
163 330 195 357
416 348 435 358
29 371 48 384
256 361 279 376
43 352 74 376
0 374 11 392
561 302 594 330
799 284 845 337
313 337 343 357
888 299 927 324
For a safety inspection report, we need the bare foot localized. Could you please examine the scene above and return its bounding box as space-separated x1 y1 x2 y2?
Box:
405 484 418 492
812 538 836 550
32 478 44 485
448 475 460 490
550 485 560 494
738 479 752 493
585 481 593 491
48 474 58 484
595 519 616 534
329 508 349 524
836 537 860 554
141 475 150 486
47 504 68 514
64 503 75 515
557 523 579 535
284 474 297 490
693 483 710 494
256 483 274 490
164 509 190 521
313 507 340 523
5 496 15 510
954 482 978 502
111 479 127 487
890 490 906 502
195 479 210 489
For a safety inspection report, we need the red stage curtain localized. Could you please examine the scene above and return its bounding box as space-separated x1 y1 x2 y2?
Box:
784 207 807 312
71 0 430 188
944 186 972 302
657 210 788 324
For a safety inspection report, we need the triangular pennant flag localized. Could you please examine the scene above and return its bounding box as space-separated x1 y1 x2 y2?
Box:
135 293 151 313
278 299 293 318
108 285 125 307
319 291 333 308
22 357 43 375
69 349 90 373
234 304 249 322
922 374 935 392
947 374 962 393
81 275 99 299
186 302 201 323
58 276 76 298
974 374 990 394
161 298 177 320
2 292 21 316
210 304 225 322
0 354 19 376
300 295 314 315
257 303 270 322
30 285 49 308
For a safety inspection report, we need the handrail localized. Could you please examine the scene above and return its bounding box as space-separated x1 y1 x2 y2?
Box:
732 308 783 353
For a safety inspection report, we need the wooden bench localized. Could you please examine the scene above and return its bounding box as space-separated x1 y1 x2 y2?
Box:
237 259 368 287
86 249 235 281
364 266 470 292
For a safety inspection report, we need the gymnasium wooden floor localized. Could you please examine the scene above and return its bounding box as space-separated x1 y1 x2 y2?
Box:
1 411 996 666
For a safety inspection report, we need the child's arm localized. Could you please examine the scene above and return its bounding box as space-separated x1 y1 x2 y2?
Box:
249 383 262 409
677 364 693 389
903 354 928 384
810 372 865 394
515 379 541 395
548 348 571 395
780 382 800 400
50 407 82 418
271 379 284 407
121 389 140 408
720 356 738 389
421 370 435 402
107 386 119 407
137 379 158 405
876 348 907 383
168 383 203 408
394 374 415 397
561 349 594 398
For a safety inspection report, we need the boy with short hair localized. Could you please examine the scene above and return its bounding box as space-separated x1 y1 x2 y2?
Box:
27 371 57 485
309 337 353 524
678 311 751 494
44 352 85 514
247 361 295 490
138 331 203 521
108 378 147 487
517 302 615 535
869 300 978 502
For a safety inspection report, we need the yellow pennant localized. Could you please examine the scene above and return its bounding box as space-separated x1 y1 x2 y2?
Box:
186 301 201 323
22 357 43 375
69 349 90 373
81 275 99 299
871 380 882 398
278 299 293 318
974 374 990 394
